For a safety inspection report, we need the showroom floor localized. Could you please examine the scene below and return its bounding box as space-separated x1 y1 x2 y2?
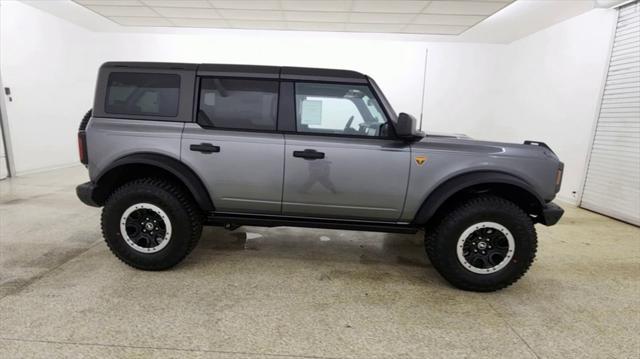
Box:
0 166 638 358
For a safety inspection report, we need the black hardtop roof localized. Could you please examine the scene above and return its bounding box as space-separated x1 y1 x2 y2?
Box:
101 62 367 83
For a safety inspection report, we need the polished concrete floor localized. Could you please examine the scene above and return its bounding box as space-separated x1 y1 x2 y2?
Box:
0 166 638 358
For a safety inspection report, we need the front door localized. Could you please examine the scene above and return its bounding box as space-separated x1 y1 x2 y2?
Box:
282 82 410 221
181 77 284 214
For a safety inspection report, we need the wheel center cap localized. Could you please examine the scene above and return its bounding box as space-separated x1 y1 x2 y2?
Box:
477 241 487 250
145 222 154 231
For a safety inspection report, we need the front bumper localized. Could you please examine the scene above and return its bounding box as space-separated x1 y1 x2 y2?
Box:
76 182 101 207
540 202 564 226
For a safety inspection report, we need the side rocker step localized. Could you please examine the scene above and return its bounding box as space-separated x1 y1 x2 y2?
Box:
206 212 419 234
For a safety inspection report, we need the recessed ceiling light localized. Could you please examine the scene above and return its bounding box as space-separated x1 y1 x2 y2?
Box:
413 14 484 26
210 0 280 11
86 5 157 17
218 9 284 21
141 0 210 8
352 0 429 14
280 0 352 12
75 0 143 6
423 1 509 16
154 7 220 19
284 12 350 23
349 12 416 24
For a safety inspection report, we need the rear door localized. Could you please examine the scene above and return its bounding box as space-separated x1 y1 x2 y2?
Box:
181 76 284 214
282 82 411 221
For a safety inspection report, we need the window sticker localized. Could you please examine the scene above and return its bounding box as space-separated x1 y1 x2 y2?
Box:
301 100 322 125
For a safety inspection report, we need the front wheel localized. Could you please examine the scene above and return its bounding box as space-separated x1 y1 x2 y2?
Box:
425 195 537 292
101 178 202 270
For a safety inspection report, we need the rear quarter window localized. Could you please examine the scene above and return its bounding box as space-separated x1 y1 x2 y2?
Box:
105 72 180 117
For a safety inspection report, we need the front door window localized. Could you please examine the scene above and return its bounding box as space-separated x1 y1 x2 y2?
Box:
295 82 388 137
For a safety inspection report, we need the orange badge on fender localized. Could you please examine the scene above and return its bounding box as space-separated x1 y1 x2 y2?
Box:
415 156 427 166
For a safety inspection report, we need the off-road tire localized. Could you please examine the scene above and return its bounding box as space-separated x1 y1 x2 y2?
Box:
425 195 537 292
101 178 202 270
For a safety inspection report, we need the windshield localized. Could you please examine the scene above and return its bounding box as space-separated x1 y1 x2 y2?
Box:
368 77 397 122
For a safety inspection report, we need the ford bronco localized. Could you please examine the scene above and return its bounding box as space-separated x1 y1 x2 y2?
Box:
76 62 564 292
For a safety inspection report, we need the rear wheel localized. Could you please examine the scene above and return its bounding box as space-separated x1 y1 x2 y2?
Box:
425 195 537 292
101 178 202 270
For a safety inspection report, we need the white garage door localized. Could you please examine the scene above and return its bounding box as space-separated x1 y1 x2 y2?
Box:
581 1 640 226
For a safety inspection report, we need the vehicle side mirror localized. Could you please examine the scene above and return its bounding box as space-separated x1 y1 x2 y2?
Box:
396 113 425 141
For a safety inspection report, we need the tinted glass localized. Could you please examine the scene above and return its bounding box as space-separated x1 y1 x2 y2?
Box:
198 78 278 131
295 82 387 137
105 72 180 117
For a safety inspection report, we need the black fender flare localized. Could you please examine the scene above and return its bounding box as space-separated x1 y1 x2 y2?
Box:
412 171 544 225
96 153 214 211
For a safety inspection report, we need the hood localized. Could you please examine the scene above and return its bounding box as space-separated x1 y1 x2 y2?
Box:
414 136 559 161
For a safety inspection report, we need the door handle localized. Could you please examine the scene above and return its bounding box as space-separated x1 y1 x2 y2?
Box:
190 143 220 154
293 149 325 160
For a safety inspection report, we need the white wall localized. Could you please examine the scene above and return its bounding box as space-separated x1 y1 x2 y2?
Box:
0 2 618 205
422 42 505 136
491 9 617 203
0 1 99 173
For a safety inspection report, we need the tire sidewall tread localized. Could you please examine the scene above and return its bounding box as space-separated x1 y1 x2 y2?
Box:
425 195 538 292
101 178 202 270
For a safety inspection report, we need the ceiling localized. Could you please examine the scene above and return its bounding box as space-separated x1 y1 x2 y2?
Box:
23 0 599 43
70 0 514 35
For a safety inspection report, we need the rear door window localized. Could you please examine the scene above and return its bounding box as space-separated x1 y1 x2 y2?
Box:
197 78 279 131
105 72 180 117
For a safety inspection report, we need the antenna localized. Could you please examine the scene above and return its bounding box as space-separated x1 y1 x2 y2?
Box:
419 48 428 131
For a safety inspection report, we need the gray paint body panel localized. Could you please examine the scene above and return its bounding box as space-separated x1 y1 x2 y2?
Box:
401 137 560 221
181 124 284 214
87 118 184 181
283 135 411 220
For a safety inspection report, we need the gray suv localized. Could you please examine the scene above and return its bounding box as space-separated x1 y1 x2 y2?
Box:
77 62 564 292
